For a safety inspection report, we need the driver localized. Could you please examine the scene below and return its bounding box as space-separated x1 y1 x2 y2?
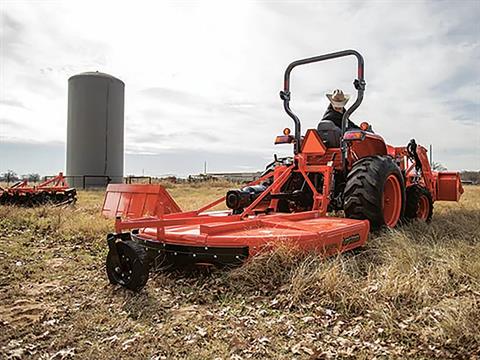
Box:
320 89 359 130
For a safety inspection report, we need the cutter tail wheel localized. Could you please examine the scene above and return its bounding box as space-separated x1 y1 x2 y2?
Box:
106 238 150 291
344 155 405 229
404 185 433 222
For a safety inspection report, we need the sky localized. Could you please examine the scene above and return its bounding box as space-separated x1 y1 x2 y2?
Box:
0 0 479 177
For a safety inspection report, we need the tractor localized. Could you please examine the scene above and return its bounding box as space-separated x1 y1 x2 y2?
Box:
102 50 463 291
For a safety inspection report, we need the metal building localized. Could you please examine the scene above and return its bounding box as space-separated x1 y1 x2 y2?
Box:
66 72 124 187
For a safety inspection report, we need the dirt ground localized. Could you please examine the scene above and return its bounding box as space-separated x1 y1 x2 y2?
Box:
0 184 479 359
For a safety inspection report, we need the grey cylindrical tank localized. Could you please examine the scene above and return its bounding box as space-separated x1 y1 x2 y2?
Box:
66 72 124 187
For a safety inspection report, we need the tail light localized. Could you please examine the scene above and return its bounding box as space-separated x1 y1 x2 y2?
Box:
343 131 365 141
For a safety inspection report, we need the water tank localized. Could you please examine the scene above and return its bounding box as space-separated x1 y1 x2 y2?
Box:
66 72 124 187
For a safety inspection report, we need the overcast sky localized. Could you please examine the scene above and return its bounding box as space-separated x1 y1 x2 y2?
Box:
1 0 479 177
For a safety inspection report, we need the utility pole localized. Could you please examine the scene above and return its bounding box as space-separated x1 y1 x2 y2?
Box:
204 161 207 175
429 144 433 166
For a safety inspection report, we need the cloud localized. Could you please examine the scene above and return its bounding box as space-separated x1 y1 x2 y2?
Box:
127 129 220 147
1 117 19 127
0 141 65 176
0 98 27 109
139 87 203 105
124 148 274 177
0 12 27 64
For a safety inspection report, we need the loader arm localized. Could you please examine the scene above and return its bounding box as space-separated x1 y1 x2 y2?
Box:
404 140 463 202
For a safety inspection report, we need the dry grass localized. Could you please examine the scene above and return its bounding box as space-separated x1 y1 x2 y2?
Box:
0 184 479 359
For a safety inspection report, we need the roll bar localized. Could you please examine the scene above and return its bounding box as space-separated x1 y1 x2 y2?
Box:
280 49 366 154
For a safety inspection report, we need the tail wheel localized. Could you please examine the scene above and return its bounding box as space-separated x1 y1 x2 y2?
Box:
106 239 150 291
404 185 433 222
344 155 405 229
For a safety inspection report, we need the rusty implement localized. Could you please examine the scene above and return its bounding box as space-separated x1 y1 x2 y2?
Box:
0 172 76 207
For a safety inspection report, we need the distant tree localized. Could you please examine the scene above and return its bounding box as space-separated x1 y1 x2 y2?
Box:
1 170 19 183
431 162 447 171
24 173 41 182
461 171 480 184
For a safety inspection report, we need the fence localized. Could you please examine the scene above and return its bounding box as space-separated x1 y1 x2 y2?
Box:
43 175 112 189
125 176 152 184
207 172 262 183
40 172 264 189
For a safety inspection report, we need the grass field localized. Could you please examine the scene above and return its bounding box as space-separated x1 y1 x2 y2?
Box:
0 183 479 359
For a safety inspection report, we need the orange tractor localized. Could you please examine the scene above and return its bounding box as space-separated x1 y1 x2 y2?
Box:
103 50 463 291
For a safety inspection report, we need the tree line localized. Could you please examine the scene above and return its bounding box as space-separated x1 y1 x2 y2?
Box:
1 168 479 185
0 170 41 183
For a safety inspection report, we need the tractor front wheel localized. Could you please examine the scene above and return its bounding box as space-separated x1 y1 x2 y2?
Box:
404 185 433 222
106 239 150 291
344 155 405 229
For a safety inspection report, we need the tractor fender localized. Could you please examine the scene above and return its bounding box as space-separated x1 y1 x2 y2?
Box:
350 133 388 159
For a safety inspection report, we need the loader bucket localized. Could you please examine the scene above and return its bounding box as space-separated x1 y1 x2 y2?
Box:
102 184 182 219
436 172 464 201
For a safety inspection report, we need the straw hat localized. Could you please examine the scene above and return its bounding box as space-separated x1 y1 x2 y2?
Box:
326 89 350 108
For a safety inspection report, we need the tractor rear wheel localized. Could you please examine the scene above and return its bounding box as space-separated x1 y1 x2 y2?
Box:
404 185 433 222
106 239 150 291
344 155 405 229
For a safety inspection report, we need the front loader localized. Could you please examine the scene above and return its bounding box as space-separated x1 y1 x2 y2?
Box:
102 50 463 291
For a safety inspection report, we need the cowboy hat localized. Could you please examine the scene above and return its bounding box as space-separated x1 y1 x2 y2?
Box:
326 89 350 108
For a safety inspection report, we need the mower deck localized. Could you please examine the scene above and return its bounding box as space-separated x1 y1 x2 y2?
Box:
112 210 369 265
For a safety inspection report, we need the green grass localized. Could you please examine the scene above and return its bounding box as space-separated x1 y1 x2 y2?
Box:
0 185 479 359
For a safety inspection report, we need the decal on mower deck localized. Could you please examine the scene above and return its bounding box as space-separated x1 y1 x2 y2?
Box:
342 234 361 246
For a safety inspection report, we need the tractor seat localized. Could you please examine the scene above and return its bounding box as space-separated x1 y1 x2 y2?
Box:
317 120 341 148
